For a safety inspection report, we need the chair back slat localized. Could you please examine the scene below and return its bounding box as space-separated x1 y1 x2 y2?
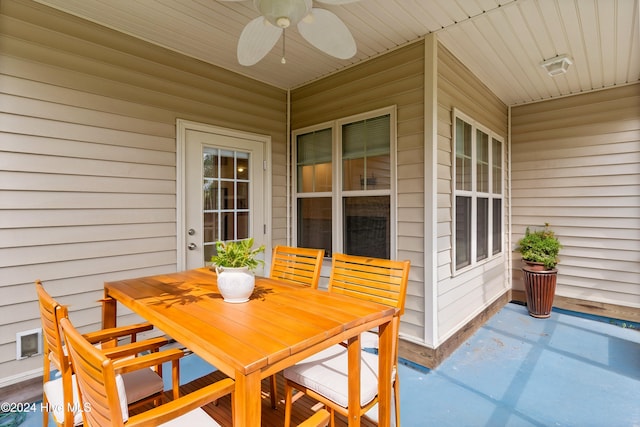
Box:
270 246 325 288
35 280 68 369
283 253 410 427
328 253 410 314
60 317 126 427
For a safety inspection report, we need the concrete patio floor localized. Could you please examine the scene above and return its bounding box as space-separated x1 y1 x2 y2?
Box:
10 302 640 427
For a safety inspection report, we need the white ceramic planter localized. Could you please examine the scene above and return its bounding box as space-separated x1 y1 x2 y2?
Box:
215 266 255 303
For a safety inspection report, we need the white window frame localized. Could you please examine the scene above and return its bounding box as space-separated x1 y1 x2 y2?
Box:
292 105 397 258
452 108 505 274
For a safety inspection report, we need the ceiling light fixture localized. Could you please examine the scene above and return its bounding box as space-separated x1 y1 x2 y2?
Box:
257 0 310 29
540 54 573 76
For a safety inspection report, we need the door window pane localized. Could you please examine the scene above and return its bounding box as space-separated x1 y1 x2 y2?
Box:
203 213 218 248
343 196 390 258
219 150 235 179
204 180 219 210
237 153 249 180
221 212 235 241
203 150 218 178
220 181 235 209
237 182 248 209
237 212 249 240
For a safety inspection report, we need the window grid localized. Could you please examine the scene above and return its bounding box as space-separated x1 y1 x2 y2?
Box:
453 110 504 273
203 148 250 259
293 107 396 259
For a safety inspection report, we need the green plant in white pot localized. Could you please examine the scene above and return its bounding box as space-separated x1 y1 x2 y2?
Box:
211 238 265 303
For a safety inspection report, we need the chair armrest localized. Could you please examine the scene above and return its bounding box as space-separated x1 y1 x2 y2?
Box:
102 337 170 360
125 378 235 427
112 348 184 374
298 409 330 427
83 322 154 344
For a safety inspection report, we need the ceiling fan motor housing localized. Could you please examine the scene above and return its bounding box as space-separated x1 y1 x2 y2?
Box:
254 0 312 28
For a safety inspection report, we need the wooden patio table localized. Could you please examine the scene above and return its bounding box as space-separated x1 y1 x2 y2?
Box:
102 268 396 427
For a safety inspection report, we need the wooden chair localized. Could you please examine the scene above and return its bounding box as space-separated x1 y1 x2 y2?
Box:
283 253 410 427
36 280 182 427
59 317 235 427
268 245 325 407
270 245 325 288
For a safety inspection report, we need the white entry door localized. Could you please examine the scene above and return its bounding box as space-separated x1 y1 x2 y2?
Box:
179 123 269 271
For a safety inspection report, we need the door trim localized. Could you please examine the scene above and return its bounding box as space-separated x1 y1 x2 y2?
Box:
176 119 272 270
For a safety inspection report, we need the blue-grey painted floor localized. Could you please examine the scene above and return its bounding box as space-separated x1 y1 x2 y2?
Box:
17 303 640 427
390 303 640 427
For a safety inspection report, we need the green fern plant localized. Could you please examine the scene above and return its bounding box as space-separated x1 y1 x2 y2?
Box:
211 238 265 271
516 223 561 270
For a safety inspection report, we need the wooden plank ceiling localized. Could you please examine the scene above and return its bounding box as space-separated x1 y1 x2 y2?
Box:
33 0 640 106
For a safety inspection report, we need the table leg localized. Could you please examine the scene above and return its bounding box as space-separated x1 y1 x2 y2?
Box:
347 334 362 427
101 293 118 348
377 320 393 427
233 370 262 427
101 293 117 329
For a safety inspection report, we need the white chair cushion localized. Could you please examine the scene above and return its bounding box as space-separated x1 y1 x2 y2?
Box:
283 345 380 408
115 374 130 422
159 407 221 427
44 370 152 425
43 374 84 426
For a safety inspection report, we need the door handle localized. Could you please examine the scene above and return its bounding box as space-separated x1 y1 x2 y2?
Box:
188 243 197 250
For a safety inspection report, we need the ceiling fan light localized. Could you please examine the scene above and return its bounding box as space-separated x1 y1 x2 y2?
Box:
276 17 291 28
254 0 311 28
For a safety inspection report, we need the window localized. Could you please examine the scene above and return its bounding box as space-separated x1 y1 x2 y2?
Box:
453 110 504 271
203 148 251 260
294 107 395 259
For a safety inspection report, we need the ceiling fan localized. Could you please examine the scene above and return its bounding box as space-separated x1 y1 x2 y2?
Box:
219 0 359 66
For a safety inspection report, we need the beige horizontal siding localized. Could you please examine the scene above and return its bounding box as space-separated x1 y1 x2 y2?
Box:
511 83 640 309
0 0 286 381
291 41 426 343
435 44 509 345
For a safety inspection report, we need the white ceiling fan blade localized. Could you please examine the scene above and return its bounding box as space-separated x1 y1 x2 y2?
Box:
297 8 356 59
237 16 282 66
315 0 360 4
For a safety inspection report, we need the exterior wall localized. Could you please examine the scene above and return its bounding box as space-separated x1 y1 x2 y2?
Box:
0 0 286 384
511 84 640 315
290 40 511 352
435 45 509 343
290 41 427 343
